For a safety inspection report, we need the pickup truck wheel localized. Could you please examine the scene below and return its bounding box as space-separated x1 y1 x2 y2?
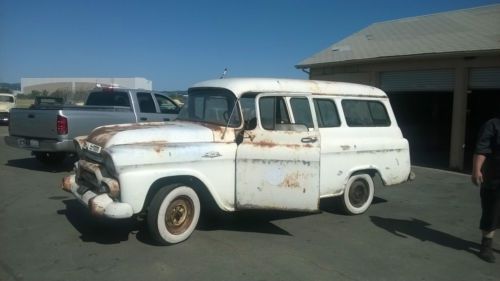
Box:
147 184 200 245
341 174 374 215
34 151 66 165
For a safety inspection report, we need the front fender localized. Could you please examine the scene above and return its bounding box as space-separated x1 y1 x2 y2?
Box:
118 166 235 214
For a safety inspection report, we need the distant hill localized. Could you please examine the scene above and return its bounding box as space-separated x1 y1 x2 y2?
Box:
161 90 187 103
0 83 21 92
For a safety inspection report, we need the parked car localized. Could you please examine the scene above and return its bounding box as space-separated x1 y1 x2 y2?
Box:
0 93 16 125
61 78 414 245
5 86 180 164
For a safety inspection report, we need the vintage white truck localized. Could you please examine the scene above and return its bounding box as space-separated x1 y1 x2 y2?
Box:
62 78 414 245
0 93 16 124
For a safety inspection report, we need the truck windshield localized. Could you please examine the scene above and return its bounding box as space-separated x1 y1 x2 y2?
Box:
178 88 241 127
85 91 131 107
0 96 14 103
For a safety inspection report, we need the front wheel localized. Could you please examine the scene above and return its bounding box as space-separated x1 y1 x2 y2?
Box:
341 174 374 215
147 184 200 245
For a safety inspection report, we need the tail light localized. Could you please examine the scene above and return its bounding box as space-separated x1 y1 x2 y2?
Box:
57 115 68 135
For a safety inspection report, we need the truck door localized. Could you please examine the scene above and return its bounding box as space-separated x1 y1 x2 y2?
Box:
235 94 320 211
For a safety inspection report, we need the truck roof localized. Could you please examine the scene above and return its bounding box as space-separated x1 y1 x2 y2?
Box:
190 78 387 98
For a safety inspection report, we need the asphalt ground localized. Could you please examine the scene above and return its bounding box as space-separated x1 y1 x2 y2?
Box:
0 125 498 281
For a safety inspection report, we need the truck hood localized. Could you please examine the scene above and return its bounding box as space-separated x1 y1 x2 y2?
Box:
0 103 15 112
85 121 217 148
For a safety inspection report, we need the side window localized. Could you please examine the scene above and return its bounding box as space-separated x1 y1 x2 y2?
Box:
259 96 290 130
369 102 391 126
342 100 391 127
155 94 179 114
313 99 340 128
290 97 314 128
137 92 157 113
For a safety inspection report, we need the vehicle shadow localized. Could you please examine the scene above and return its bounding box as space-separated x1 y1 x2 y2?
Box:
57 199 156 245
370 216 500 256
196 209 315 236
6 157 75 173
57 199 313 246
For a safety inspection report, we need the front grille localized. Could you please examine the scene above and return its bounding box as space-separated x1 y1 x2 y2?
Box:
76 159 120 198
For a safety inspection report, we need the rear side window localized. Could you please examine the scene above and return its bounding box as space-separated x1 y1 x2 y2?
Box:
85 91 130 107
342 100 390 127
313 99 340 127
137 92 157 113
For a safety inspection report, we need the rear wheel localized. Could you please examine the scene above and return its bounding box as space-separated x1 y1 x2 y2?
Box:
34 151 66 165
341 174 374 215
147 184 200 245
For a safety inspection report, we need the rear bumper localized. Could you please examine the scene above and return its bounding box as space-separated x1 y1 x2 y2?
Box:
4 135 74 152
61 174 133 219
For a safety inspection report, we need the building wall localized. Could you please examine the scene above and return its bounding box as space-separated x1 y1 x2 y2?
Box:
308 53 500 170
21 77 153 93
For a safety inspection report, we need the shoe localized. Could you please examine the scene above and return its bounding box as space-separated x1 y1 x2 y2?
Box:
479 237 496 263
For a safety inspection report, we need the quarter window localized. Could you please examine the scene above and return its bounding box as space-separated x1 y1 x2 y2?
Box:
342 100 390 127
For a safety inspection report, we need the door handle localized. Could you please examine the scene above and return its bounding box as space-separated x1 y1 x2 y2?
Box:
163 118 170 121
140 117 148 121
301 137 317 143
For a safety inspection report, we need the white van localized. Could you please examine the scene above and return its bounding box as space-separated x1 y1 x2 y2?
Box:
62 78 413 244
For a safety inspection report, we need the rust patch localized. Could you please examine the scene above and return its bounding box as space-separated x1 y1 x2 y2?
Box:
89 197 104 216
102 177 120 198
200 122 224 133
61 176 72 192
149 141 168 154
87 122 166 146
281 171 301 188
253 140 304 149
255 140 277 148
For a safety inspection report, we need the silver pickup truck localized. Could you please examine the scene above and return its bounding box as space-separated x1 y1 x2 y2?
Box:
5 88 180 165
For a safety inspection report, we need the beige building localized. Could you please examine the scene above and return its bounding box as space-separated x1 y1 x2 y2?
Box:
21 77 152 94
296 4 500 171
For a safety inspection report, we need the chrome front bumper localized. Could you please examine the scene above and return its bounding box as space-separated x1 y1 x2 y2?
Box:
61 173 133 219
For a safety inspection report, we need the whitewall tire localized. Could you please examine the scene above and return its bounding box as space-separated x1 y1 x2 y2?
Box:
147 184 200 245
341 174 374 215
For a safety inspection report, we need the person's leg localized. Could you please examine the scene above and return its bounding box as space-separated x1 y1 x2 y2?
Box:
479 188 497 263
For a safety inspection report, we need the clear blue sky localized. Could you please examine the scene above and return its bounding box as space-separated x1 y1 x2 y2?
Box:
1 0 498 90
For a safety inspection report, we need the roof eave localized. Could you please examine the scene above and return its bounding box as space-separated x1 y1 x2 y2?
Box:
295 49 500 69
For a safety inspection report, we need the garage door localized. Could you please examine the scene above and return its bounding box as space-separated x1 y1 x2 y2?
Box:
469 68 500 89
380 69 454 92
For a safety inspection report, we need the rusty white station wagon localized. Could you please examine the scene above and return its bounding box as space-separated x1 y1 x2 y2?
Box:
62 78 414 245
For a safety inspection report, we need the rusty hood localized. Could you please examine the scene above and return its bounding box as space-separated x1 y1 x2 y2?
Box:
85 121 215 148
